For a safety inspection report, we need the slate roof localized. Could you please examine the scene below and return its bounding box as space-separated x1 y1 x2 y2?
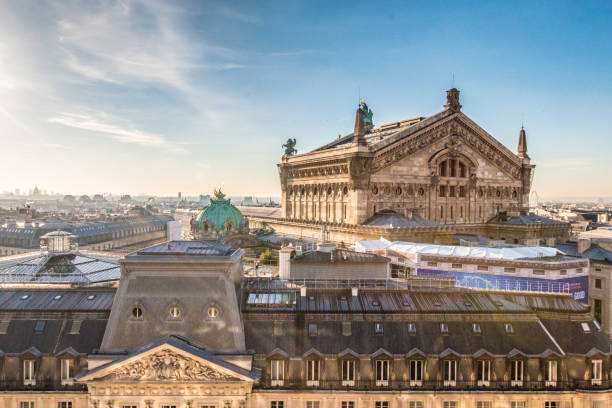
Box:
134 240 234 256
0 253 120 284
0 289 115 311
245 320 561 357
582 244 612 263
0 317 108 355
362 210 442 228
242 288 587 314
312 110 453 153
0 216 172 248
487 213 567 226
540 319 611 355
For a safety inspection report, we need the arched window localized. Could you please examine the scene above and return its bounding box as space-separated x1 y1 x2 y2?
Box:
439 161 447 177
438 158 469 178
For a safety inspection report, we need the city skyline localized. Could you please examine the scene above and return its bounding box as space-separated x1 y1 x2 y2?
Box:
1 1 611 198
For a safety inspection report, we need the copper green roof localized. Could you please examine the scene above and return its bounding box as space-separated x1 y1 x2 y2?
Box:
196 190 244 231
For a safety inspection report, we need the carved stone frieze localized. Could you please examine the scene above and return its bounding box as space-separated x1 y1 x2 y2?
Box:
100 349 239 382
371 118 522 181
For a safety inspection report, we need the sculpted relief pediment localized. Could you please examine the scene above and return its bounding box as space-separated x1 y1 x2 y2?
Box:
371 115 522 180
97 349 241 383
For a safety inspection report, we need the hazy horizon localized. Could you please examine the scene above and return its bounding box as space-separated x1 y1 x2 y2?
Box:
1 1 611 198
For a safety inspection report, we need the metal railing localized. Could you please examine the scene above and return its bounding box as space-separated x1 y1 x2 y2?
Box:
454 278 571 294
0 379 88 392
256 378 611 391
242 277 457 291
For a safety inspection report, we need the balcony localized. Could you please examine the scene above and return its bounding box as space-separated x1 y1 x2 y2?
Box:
0 379 88 392
257 379 612 391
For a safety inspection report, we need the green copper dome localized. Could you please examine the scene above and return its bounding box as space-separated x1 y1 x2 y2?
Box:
196 190 244 231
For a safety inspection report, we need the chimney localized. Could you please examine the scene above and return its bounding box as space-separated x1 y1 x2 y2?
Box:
518 126 529 159
279 246 294 280
444 88 462 112
577 238 591 255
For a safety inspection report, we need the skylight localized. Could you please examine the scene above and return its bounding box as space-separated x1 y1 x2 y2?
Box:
593 320 601 331
34 321 45 332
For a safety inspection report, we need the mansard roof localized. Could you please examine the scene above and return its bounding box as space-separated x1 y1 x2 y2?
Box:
242 287 588 314
244 319 567 357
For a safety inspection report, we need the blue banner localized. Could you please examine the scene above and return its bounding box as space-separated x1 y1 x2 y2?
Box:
417 268 589 302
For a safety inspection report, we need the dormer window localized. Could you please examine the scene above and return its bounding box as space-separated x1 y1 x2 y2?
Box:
375 359 389 386
511 360 524 386
581 322 591 333
34 321 45 333
374 323 384 335
270 359 285 386
87 295 96 300
472 323 481 334
306 359 320 387
23 360 36 385
409 359 423 386
477 360 491 386
505 323 514 334
21 295 29 300
408 323 416 335
169 305 181 319
341 359 356 386
545 360 558 386
308 323 318 337
440 323 449 334
53 295 62 300
61 358 74 385
443 359 457 386
591 360 603 385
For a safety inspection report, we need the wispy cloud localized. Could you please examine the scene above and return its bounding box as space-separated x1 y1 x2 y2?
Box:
48 111 183 152
538 158 594 168
54 1 243 94
204 6 261 25
268 50 318 57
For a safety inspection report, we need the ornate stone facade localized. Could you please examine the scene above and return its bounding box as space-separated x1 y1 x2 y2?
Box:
100 350 239 382
278 89 535 227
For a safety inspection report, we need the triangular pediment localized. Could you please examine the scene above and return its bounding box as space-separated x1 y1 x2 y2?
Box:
371 112 523 180
77 336 258 383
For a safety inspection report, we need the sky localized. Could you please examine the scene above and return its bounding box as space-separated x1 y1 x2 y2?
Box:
0 0 611 199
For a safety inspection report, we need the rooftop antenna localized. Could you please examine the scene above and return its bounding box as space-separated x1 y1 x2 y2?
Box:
451 73 455 88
